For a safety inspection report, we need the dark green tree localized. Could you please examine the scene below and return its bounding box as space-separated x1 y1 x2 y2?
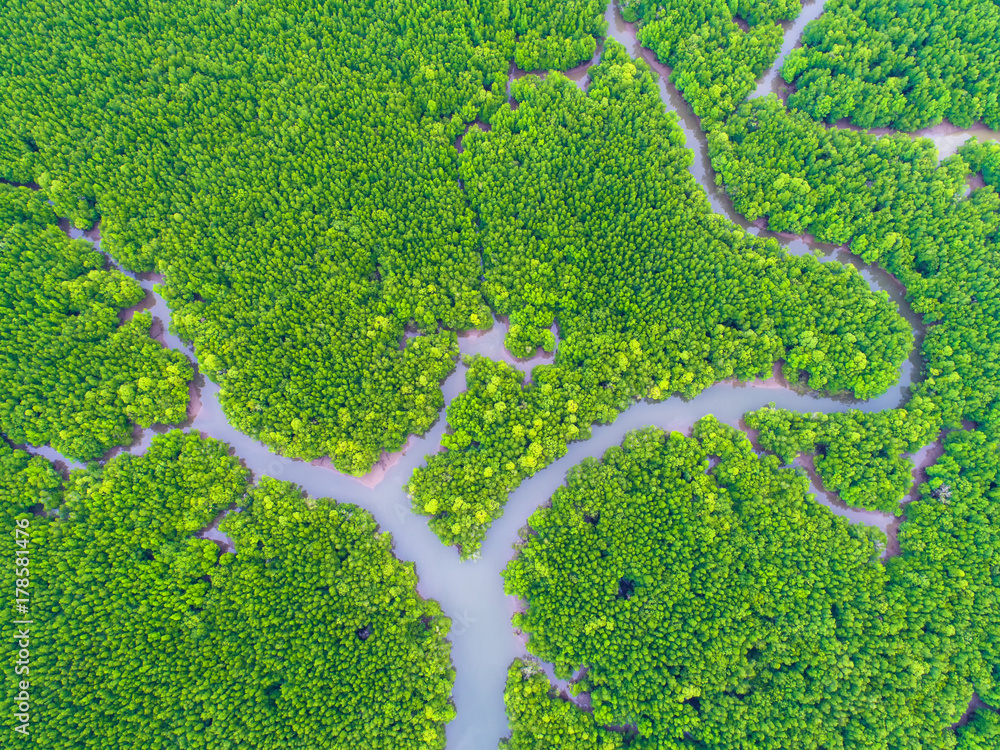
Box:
410 43 912 557
0 431 455 748
0 185 192 460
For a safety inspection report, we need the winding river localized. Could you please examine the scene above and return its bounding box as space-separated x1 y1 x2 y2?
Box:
23 1 994 747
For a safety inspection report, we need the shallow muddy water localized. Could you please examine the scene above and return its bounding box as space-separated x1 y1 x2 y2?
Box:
750 0 829 101
912 121 1000 160
23 1 993 746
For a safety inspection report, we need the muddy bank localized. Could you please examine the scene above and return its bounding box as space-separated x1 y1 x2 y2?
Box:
725 359 791 391
827 117 1000 162
913 121 1000 161
309 435 417 490
953 694 991 729
750 0 829 101
794 452 897 532
196 508 239 553
454 120 492 154
507 593 594 712
881 439 947 558
458 315 557 380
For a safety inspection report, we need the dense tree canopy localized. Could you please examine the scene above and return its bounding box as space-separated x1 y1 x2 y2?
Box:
0 441 62 637
502 419 995 749
500 660 629 750
621 0 799 127
746 401 939 512
888 428 1000 710
956 710 1000 750
5 0 999 747
634 8 1000 735
511 0 607 71
712 102 1000 431
0 185 191 460
408 43 912 557
0 0 605 473
782 0 1000 131
0 431 455 747
682 19 1000 690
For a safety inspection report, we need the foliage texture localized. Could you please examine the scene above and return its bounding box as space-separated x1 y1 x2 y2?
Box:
409 43 911 556
0 185 191 460
783 0 1000 130
0 431 455 748
0 0 604 473
503 419 995 749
